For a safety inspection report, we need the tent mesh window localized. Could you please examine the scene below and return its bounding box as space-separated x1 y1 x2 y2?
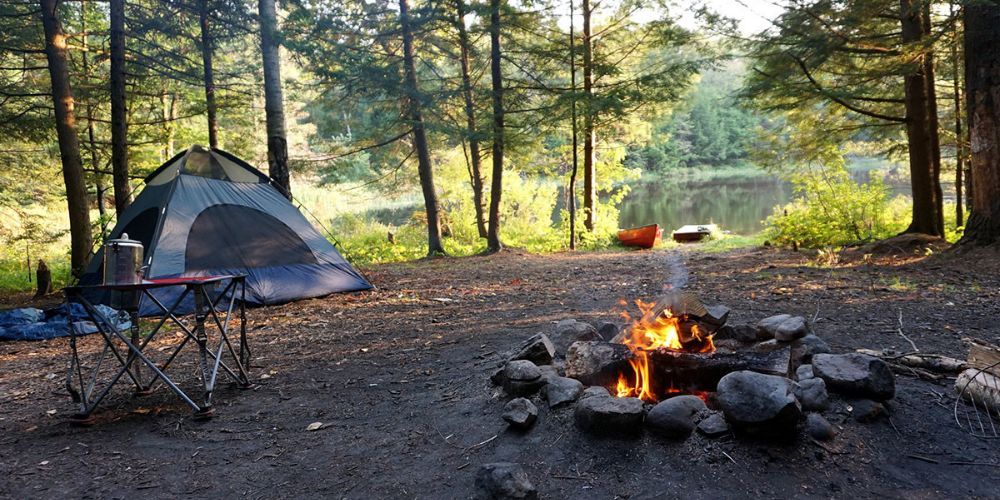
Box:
185 204 318 271
182 150 228 180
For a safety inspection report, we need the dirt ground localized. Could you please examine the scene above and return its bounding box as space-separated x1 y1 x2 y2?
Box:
2 245 999 499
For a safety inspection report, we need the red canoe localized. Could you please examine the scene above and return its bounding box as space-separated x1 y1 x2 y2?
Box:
617 224 662 249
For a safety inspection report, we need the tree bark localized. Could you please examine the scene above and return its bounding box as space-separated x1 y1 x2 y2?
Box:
569 0 579 250
900 0 944 236
160 89 177 160
259 0 291 199
455 0 487 238
110 0 131 214
199 0 219 149
951 1 964 227
958 0 1000 245
486 0 504 252
41 0 93 277
581 0 596 232
81 0 107 237
921 1 944 235
399 0 445 255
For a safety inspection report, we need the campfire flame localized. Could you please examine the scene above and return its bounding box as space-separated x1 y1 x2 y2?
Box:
613 298 716 402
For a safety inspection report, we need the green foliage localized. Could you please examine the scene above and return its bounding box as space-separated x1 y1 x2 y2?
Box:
635 63 761 172
764 164 909 248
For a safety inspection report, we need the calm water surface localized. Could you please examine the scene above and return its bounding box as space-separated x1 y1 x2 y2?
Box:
618 164 916 235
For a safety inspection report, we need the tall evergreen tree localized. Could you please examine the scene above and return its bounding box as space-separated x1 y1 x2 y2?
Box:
958 0 1000 245
40 0 92 276
259 0 291 198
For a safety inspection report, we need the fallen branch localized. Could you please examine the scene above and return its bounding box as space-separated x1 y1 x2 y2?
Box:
856 349 965 374
896 309 919 352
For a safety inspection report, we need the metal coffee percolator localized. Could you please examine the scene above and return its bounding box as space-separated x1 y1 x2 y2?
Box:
103 233 145 285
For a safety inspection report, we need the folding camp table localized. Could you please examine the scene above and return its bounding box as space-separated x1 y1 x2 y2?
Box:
63 275 251 422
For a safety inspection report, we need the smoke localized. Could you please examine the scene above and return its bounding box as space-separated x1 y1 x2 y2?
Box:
663 253 688 291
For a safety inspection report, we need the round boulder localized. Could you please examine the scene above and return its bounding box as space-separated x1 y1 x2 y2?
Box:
581 386 611 399
645 395 707 438
805 413 836 441
502 398 538 430
475 462 538 500
545 376 584 408
503 360 546 397
716 370 801 431
812 353 895 400
574 396 645 434
794 378 829 411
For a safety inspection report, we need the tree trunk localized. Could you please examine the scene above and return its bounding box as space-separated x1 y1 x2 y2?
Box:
259 0 291 199
569 0 578 250
110 0 131 214
900 0 944 237
486 0 504 252
958 1 1000 245
161 90 176 159
41 0 93 277
581 0 596 232
951 1 964 227
399 0 445 256
199 0 219 149
81 1 107 237
455 0 487 238
922 1 945 235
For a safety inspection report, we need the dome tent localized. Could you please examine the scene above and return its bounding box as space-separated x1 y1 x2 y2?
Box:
79 145 371 315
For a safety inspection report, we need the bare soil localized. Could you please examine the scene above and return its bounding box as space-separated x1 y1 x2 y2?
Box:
2 245 999 498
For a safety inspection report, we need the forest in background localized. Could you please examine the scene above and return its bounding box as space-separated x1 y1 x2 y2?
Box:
0 0 993 292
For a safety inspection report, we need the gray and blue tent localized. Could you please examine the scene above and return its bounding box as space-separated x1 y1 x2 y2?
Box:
79 145 372 315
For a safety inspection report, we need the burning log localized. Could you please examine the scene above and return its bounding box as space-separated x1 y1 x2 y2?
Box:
565 340 790 391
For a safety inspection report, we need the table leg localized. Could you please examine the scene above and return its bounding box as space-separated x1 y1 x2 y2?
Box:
193 286 214 418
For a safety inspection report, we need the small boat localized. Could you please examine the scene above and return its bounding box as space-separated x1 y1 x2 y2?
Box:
672 224 718 243
617 224 662 249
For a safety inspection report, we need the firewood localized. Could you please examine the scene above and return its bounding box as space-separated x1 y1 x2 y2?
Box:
646 347 791 387
967 342 1000 377
565 341 790 387
855 349 966 374
955 368 1000 415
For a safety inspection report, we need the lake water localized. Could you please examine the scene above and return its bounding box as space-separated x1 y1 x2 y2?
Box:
618 163 918 235
618 174 792 235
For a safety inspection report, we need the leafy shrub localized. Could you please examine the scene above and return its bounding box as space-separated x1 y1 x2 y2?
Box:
764 166 908 248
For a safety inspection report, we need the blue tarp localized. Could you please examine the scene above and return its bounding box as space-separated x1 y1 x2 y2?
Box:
0 304 131 341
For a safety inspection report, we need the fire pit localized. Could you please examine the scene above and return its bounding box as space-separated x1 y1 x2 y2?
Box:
491 290 898 441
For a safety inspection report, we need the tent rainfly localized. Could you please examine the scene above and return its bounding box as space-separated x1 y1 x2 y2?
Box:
79 145 372 315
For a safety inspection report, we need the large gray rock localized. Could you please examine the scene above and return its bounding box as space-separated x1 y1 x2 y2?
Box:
812 353 895 400
502 398 538 430
805 413 836 441
794 378 829 411
756 314 791 340
581 386 611 399
545 376 584 408
564 341 631 385
475 463 538 500
697 412 730 437
503 360 546 396
789 335 831 373
552 319 603 355
645 395 707 438
511 334 555 365
597 322 622 341
774 316 809 341
575 396 645 434
716 371 801 430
